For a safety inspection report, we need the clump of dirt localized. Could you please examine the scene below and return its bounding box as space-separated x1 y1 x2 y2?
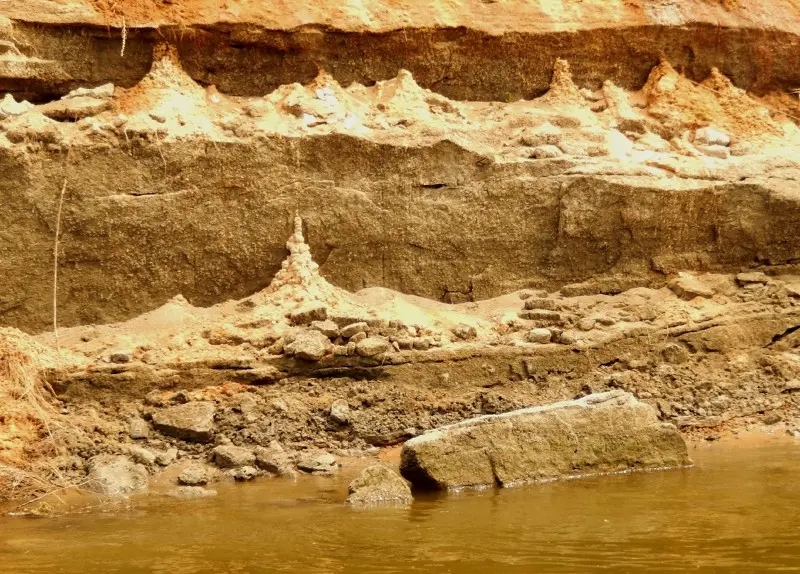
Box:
641 60 781 139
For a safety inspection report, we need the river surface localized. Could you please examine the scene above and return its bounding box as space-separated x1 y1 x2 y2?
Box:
2 439 800 573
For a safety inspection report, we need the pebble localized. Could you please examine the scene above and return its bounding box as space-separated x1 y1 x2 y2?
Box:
341 322 369 338
330 399 350 424
530 144 564 159
452 323 477 340
526 328 552 344
128 446 156 466
350 331 367 344
311 320 340 338
110 350 132 364
694 126 730 147
129 417 150 440
156 448 178 466
412 338 432 351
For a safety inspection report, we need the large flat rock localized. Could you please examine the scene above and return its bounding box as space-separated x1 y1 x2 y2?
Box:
400 391 691 490
152 401 216 443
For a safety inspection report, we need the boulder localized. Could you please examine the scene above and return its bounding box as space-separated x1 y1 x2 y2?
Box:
254 443 297 478
288 303 327 325
400 391 690 490
736 271 769 286
524 298 557 310
356 337 390 357
519 310 561 321
87 454 149 496
212 445 256 469
350 331 367 344
668 272 713 300
0 94 33 118
65 83 115 100
152 401 216 443
286 330 331 361
346 464 413 506
156 448 178 466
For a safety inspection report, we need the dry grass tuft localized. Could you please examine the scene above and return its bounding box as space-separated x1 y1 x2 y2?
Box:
0 329 73 506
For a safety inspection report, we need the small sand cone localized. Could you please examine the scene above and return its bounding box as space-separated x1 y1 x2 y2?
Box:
642 60 681 100
267 215 321 292
542 59 585 106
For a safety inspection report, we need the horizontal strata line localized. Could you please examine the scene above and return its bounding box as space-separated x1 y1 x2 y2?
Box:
4 21 800 101
9 19 800 37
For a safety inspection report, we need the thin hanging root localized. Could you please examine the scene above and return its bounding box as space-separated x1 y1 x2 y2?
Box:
52 148 71 349
120 16 127 58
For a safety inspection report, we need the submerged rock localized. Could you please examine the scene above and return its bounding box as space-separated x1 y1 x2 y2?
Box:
87 454 149 496
231 466 259 481
346 464 413 507
178 465 209 486
400 391 690 490
164 486 217 499
297 451 338 475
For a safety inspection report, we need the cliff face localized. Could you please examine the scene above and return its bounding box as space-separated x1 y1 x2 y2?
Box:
3 0 800 507
3 0 800 101
0 0 799 332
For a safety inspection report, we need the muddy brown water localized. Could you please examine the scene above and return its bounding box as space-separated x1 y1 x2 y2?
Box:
2 440 800 573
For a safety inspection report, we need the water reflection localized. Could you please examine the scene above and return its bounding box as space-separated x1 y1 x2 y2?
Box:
2 441 800 573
